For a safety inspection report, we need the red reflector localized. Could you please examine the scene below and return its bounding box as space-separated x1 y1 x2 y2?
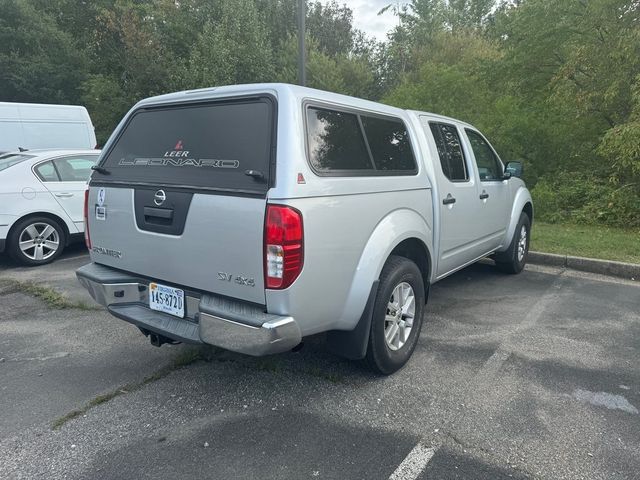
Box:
83 189 91 249
264 205 303 289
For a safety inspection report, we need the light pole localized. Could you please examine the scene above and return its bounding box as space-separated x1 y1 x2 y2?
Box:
297 0 306 86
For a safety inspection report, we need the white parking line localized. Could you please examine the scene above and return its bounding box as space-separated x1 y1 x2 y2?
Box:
389 441 437 480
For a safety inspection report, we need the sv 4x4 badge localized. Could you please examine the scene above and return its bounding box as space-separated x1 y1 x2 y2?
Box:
218 272 255 287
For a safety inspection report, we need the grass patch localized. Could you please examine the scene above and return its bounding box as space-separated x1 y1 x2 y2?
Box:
531 222 640 264
51 409 84 430
51 345 346 430
1 279 100 310
88 391 121 407
51 346 207 430
172 347 209 367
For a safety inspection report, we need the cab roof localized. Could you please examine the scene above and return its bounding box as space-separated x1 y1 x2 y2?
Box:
135 83 474 128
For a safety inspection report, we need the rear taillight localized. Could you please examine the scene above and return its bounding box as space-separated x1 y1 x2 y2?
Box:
264 205 304 289
83 189 91 249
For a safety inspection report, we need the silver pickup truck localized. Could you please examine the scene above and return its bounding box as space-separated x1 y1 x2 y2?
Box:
77 83 533 374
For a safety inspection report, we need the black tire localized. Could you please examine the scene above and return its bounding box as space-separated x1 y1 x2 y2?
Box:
8 216 66 266
495 212 530 274
365 255 426 375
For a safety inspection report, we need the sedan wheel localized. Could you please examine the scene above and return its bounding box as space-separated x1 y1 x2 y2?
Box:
9 217 66 266
18 222 60 261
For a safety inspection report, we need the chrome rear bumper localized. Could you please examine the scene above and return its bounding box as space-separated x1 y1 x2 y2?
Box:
76 263 301 356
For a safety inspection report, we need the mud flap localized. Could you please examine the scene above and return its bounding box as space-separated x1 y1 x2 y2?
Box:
326 281 379 360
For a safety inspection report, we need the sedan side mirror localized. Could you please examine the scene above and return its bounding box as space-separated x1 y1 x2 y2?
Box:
505 161 523 178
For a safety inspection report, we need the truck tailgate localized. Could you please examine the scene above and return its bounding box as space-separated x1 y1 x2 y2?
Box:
88 186 266 304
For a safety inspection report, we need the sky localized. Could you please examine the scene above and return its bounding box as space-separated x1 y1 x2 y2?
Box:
336 0 400 42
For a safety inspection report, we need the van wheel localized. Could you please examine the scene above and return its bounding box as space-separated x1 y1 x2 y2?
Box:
8 217 66 266
365 256 425 375
495 212 530 274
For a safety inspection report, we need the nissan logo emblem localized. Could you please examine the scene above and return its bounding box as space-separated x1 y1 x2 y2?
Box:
154 189 166 206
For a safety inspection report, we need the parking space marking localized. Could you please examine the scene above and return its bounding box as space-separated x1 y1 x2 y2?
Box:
474 272 568 384
388 441 437 480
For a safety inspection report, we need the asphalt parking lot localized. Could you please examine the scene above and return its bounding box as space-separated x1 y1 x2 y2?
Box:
0 248 639 480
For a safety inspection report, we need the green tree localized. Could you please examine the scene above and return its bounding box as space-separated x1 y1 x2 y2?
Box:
178 0 274 89
492 0 640 224
306 0 354 56
79 0 176 142
0 0 87 103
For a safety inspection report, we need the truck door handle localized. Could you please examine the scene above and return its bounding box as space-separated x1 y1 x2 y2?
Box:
442 194 456 205
479 191 489 200
54 192 74 198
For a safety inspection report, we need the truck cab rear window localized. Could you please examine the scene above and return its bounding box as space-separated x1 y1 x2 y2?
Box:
306 106 417 176
99 98 274 194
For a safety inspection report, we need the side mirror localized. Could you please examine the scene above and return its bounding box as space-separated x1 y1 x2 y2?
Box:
505 161 523 178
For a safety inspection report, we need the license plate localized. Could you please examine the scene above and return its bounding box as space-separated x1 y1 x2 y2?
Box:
149 282 184 318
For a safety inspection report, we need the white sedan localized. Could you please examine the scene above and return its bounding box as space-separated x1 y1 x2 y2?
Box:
0 149 99 265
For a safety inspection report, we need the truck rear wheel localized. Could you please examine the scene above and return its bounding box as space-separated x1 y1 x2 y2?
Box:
495 212 530 274
365 256 425 375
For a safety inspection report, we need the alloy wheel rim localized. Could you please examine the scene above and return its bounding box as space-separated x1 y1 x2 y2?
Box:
517 225 527 262
384 282 416 351
18 222 60 261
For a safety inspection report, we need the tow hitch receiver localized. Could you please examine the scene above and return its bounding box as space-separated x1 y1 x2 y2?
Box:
139 328 181 347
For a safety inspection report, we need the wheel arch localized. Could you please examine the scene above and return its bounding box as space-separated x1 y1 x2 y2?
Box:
523 201 534 225
347 209 433 319
327 208 433 359
7 212 72 247
499 187 534 253
389 237 431 299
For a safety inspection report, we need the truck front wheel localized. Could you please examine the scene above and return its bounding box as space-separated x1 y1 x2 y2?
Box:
365 255 425 375
495 212 531 274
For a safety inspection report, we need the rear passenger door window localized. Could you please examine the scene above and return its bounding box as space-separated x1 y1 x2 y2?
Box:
305 106 417 176
429 123 468 182
465 130 502 181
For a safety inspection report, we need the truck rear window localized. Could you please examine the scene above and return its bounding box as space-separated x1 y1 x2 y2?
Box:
99 98 274 194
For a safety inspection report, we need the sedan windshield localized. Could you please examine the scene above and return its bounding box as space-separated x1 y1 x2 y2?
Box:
0 153 34 172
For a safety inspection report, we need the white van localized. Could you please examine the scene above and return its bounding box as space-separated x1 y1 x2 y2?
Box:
0 102 97 153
